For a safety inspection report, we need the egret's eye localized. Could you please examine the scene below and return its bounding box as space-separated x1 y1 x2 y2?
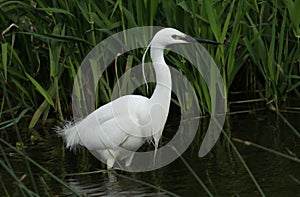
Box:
172 35 181 40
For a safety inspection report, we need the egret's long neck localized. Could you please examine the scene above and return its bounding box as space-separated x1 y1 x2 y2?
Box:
149 46 171 105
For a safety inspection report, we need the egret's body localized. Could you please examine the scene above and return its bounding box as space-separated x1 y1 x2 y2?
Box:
57 28 217 169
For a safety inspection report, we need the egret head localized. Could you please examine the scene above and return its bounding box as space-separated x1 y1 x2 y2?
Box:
150 28 219 49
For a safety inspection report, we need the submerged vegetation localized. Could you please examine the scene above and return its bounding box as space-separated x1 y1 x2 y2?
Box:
0 0 299 196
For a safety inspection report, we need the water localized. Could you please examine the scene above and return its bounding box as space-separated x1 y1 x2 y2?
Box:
1 110 300 196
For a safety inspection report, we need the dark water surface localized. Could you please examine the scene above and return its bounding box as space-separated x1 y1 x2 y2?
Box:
1 110 300 196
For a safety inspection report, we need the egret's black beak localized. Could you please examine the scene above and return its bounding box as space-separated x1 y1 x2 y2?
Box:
193 37 220 45
182 35 220 45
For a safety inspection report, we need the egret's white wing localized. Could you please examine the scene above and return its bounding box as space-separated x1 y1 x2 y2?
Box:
76 95 150 151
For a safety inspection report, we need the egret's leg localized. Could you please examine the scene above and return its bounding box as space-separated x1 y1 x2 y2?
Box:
107 170 117 182
153 144 158 167
125 152 135 167
105 149 118 169
106 157 115 169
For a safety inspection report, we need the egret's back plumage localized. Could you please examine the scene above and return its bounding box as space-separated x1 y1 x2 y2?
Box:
56 120 82 150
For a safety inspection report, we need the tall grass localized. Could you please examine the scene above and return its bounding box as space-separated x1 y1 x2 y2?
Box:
0 0 299 126
243 1 300 109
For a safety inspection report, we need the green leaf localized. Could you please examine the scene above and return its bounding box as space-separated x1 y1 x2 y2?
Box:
36 7 75 17
25 72 55 108
1 43 8 81
28 85 55 128
16 32 93 46
203 0 220 40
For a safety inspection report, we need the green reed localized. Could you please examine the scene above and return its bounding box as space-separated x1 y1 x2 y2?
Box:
1 0 299 126
243 1 300 110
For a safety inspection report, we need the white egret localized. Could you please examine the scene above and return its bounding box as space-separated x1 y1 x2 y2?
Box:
57 28 218 169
